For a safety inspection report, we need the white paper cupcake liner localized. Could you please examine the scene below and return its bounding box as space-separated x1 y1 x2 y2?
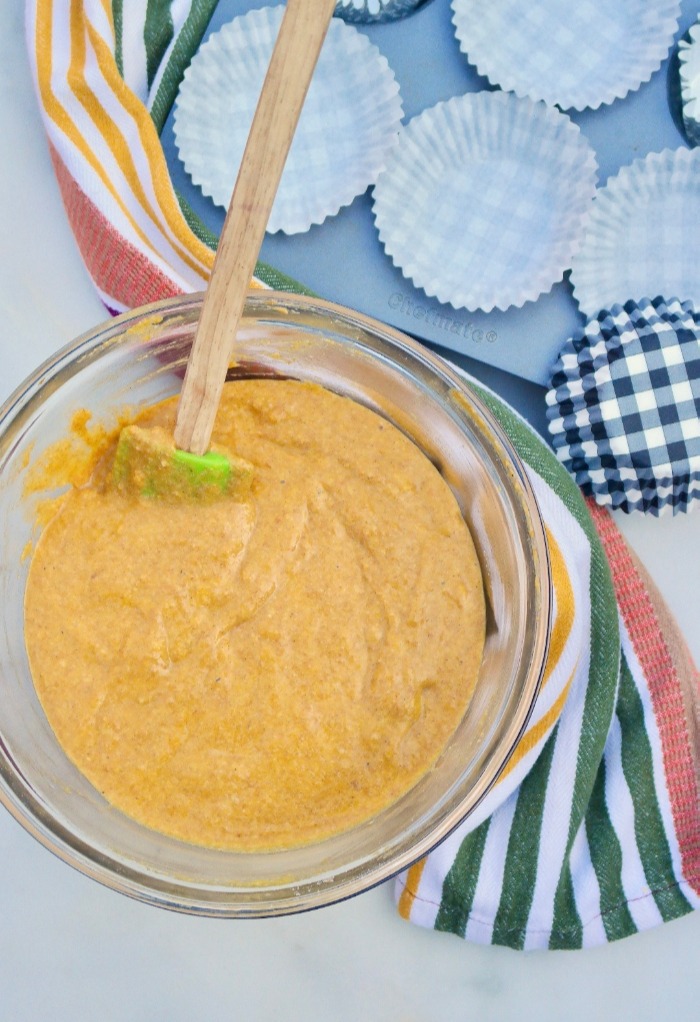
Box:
570 148 700 319
371 91 598 313
679 16 700 147
173 5 403 235
335 0 429 23
451 0 681 112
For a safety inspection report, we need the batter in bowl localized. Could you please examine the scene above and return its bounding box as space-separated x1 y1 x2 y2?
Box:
24 379 485 851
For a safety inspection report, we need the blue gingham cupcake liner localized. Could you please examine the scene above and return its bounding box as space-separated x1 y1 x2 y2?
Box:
570 148 700 319
371 91 597 313
173 5 403 235
451 0 681 111
335 0 430 23
679 16 700 147
546 296 700 516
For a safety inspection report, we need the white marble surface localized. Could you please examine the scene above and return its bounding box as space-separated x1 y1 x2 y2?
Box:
1 2 699 1018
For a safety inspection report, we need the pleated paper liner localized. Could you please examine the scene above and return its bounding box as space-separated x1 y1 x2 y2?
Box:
679 15 700 147
450 0 681 111
546 296 700 516
173 4 403 235
570 148 700 319
371 91 597 313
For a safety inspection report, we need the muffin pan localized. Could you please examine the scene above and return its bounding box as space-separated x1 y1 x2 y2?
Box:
164 0 699 385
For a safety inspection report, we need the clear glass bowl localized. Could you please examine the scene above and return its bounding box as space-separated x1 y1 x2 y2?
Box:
0 292 551 916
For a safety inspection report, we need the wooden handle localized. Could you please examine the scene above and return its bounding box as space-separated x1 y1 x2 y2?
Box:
174 0 337 455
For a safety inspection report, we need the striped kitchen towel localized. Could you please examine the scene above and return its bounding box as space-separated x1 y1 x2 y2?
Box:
26 0 700 949
26 0 302 312
396 386 700 948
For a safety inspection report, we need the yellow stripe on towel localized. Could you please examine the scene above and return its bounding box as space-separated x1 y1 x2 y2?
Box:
35 0 211 285
398 858 427 920
83 16 214 274
542 527 575 687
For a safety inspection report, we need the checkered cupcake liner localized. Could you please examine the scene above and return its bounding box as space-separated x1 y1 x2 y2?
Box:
450 0 681 111
546 296 700 516
679 16 700 147
371 90 597 313
173 4 403 235
562 449 699 505
335 0 429 23
570 148 700 318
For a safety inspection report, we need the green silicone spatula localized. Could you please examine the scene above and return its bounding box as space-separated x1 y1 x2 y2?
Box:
114 0 337 501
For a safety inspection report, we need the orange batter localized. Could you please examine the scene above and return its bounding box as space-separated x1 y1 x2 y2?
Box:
24 380 485 851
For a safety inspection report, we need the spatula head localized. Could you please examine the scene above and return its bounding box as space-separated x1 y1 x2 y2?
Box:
113 424 253 502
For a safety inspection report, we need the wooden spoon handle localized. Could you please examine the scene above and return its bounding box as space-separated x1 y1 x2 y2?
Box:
174 0 337 455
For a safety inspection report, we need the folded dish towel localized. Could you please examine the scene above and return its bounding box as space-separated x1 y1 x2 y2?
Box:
396 388 700 948
26 0 700 949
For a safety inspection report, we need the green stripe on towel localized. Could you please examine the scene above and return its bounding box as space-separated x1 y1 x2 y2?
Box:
149 0 218 134
617 653 692 921
435 820 491 937
550 863 583 949
112 0 124 77
144 0 175 89
491 730 557 949
586 754 638 942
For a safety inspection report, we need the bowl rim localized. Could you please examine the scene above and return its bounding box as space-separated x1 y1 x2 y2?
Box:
0 290 552 916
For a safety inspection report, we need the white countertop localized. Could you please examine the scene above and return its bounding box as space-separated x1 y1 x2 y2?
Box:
2 3 699 1018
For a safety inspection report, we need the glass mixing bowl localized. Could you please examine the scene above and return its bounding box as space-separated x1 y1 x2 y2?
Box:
0 292 551 916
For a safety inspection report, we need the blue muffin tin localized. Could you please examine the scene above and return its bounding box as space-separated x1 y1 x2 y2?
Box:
162 0 700 388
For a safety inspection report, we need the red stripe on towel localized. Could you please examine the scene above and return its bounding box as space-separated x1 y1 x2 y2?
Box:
587 499 700 895
49 142 183 309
